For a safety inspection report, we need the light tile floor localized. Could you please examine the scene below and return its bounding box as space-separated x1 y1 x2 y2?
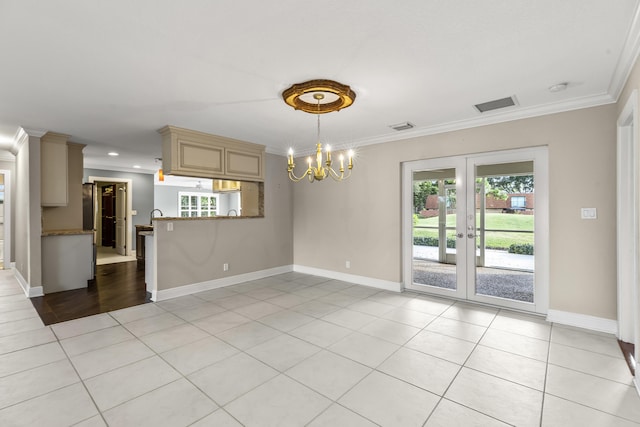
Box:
0 269 639 426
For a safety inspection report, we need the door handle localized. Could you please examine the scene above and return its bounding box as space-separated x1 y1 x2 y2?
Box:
456 232 464 238
468 233 476 239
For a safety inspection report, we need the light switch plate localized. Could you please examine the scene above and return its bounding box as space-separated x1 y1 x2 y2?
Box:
581 208 597 219
167 222 173 231
131 210 137 215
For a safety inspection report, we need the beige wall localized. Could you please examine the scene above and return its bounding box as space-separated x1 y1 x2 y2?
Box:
42 142 84 231
155 153 293 290
14 132 42 286
293 105 618 320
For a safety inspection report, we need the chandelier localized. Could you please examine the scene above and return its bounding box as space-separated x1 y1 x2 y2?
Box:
283 79 356 182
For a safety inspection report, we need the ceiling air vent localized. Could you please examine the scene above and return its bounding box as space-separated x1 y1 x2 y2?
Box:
389 122 415 131
474 96 518 113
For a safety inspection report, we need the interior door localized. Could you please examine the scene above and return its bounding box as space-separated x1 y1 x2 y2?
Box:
403 148 548 314
101 185 115 247
115 183 127 255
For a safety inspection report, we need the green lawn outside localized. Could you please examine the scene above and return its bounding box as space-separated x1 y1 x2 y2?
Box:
414 213 533 249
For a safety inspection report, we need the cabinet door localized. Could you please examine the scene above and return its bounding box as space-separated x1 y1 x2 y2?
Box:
225 149 263 180
41 139 68 206
177 137 224 176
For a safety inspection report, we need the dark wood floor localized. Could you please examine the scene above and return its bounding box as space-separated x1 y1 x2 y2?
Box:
619 340 636 376
31 261 150 325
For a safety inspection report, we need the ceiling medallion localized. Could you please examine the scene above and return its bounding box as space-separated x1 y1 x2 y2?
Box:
282 79 356 114
283 79 356 183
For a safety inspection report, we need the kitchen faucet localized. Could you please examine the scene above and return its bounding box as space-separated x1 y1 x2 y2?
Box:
149 208 164 224
226 209 238 216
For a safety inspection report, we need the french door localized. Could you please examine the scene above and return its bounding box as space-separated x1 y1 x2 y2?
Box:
402 147 548 313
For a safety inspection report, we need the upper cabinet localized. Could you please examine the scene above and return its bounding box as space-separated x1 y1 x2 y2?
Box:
159 126 265 181
41 132 69 207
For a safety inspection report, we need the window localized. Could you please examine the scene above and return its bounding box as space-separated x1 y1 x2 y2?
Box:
178 192 219 217
511 196 526 209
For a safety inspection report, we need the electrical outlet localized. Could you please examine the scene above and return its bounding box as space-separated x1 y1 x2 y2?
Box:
167 222 173 231
346 260 351 269
223 263 229 271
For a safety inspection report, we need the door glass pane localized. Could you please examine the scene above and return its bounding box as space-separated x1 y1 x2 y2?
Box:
474 162 535 303
412 168 457 290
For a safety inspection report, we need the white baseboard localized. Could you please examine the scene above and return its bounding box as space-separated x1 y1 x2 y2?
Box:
546 309 618 335
153 265 293 302
292 265 402 292
152 264 402 302
14 268 44 298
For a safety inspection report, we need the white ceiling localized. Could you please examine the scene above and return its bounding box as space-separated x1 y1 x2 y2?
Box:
1 0 639 174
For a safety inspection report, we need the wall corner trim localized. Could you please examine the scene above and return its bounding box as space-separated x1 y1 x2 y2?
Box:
546 309 618 335
153 265 293 302
293 265 402 292
14 268 44 298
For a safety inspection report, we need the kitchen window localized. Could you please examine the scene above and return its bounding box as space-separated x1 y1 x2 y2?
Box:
178 192 219 217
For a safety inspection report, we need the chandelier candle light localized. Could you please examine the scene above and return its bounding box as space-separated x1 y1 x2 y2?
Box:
283 79 356 182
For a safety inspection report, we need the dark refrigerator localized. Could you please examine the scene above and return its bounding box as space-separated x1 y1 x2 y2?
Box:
82 183 97 279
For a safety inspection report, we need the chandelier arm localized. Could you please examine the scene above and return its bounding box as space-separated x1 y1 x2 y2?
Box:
327 166 353 182
288 168 312 182
327 166 343 181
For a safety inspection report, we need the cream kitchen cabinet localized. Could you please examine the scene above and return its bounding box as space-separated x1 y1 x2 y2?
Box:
41 132 69 206
159 125 264 181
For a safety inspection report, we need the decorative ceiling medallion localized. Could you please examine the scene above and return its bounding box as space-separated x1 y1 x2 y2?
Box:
282 79 356 114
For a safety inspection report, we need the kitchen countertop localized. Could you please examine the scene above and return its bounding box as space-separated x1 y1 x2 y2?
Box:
42 229 94 237
153 215 262 221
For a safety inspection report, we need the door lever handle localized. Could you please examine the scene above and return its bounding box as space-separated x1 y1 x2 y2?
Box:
468 233 476 239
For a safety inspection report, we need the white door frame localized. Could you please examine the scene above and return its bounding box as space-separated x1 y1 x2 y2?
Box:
88 176 133 256
402 155 468 300
0 169 11 268
402 147 549 314
617 90 639 345
114 183 127 255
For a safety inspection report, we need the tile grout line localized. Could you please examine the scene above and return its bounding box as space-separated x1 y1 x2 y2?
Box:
423 306 503 425
6 273 639 426
51 322 109 427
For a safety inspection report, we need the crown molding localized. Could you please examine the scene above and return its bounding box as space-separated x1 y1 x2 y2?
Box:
349 93 616 149
10 127 48 155
609 2 640 100
17 127 47 138
272 91 616 157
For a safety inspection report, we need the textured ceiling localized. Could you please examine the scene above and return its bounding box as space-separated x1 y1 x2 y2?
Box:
0 0 638 173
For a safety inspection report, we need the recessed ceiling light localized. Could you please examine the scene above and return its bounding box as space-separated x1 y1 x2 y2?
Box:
133 165 141 169
108 152 119 156
548 82 568 92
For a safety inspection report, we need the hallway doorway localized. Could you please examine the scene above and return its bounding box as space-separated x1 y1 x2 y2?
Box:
88 176 134 265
